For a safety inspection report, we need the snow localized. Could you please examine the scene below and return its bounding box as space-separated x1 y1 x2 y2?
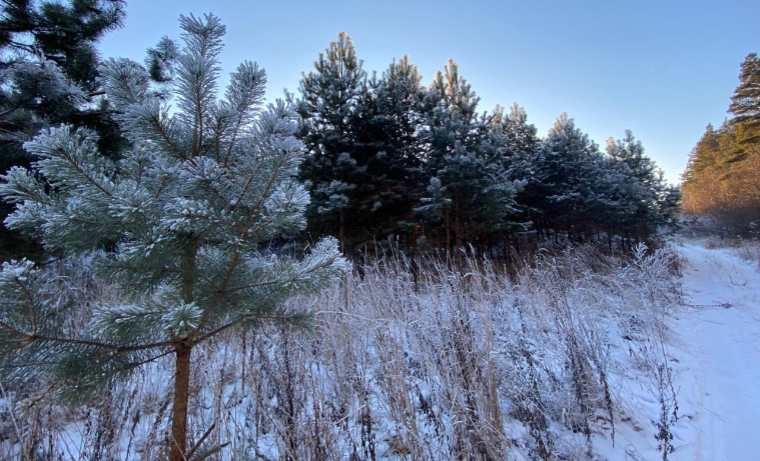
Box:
668 242 760 461
591 240 760 461
3 239 759 460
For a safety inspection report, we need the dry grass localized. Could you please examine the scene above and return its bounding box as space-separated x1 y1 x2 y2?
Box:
0 245 681 460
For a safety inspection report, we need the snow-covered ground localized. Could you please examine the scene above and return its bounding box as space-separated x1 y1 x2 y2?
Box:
668 242 760 461
2 239 758 460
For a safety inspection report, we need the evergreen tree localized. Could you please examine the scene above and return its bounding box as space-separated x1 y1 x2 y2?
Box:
655 171 682 233
725 53 760 161
297 32 366 248
607 131 656 188
606 131 677 243
683 53 760 231
682 124 720 184
682 123 732 220
490 103 540 167
0 14 348 461
471 109 528 244
416 60 481 254
728 53 760 126
490 103 539 241
528 114 605 240
416 61 523 256
0 0 127 164
594 153 639 245
0 0 127 259
348 56 426 246
0 0 125 87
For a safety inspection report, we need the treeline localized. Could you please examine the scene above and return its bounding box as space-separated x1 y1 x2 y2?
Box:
296 33 679 256
0 2 679 261
682 53 760 234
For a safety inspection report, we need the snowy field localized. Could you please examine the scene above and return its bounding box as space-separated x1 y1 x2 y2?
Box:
1 239 758 460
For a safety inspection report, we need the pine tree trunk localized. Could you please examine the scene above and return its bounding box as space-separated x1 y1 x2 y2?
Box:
454 195 462 267
411 225 419 292
170 343 192 461
171 238 197 461
445 208 452 270
340 210 346 252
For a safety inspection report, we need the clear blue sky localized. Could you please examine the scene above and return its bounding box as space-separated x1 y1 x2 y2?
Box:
99 0 760 184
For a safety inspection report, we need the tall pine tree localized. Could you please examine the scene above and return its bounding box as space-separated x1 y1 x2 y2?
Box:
297 32 366 248
606 131 678 245
527 114 611 243
683 53 760 232
416 61 522 257
728 53 760 126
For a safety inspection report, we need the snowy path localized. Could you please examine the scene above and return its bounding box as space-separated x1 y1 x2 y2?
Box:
671 243 760 461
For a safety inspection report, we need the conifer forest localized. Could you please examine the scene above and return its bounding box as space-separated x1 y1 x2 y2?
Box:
0 1 758 460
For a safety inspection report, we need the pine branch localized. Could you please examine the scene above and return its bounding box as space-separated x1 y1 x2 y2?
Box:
220 256 333 295
55 145 114 198
0 105 22 119
222 115 243 166
238 150 289 227
0 319 174 352
192 317 243 345
122 348 175 370
218 253 240 293
145 110 187 160
218 279 283 295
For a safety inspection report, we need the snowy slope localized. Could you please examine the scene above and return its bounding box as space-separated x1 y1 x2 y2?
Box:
670 242 760 461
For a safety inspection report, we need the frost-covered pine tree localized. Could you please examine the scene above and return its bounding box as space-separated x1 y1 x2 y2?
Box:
416 60 479 254
297 32 366 247
605 130 681 244
350 56 426 245
0 13 348 461
530 113 607 240
606 131 660 240
0 0 127 258
416 61 523 257
491 104 541 240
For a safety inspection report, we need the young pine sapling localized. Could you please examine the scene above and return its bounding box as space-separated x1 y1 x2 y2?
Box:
0 13 348 461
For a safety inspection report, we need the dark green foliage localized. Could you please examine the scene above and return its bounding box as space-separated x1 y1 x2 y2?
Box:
145 36 179 83
0 0 127 160
297 33 674 256
350 56 426 244
525 114 606 239
0 0 126 259
606 131 680 244
0 0 125 90
297 32 366 247
414 61 525 255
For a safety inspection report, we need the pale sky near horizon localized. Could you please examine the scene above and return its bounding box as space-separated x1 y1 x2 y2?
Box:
99 0 760 184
